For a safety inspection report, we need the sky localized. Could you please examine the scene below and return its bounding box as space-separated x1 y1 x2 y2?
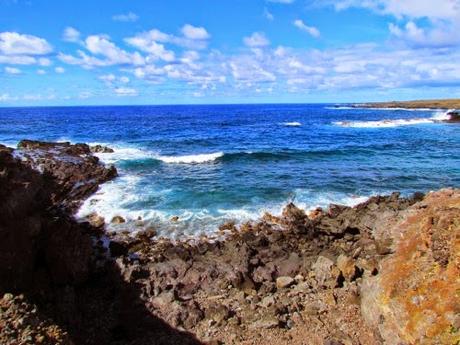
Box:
1 0 460 106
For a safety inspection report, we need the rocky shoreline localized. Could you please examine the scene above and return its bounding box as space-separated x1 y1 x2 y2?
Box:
0 140 459 345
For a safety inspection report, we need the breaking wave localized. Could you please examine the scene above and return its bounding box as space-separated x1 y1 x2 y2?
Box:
334 110 453 128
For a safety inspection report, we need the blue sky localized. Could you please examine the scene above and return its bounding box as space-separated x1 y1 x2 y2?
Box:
1 0 460 106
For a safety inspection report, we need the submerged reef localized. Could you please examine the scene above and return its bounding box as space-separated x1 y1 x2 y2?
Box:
0 140 459 345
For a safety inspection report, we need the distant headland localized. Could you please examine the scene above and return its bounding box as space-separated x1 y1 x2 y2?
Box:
356 98 460 109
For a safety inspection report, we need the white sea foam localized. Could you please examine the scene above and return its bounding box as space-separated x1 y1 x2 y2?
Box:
282 122 302 127
334 110 452 128
155 152 224 164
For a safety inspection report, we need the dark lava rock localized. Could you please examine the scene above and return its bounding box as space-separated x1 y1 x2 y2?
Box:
15 139 117 212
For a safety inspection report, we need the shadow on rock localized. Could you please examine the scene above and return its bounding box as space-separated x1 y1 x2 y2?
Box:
0 143 203 345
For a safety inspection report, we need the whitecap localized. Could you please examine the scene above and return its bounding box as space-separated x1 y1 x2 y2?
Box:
154 152 224 164
333 110 453 128
281 122 302 127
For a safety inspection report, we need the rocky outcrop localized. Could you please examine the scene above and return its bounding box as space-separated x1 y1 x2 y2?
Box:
0 141 200 345
15 140 117 212
446 110 460 123
1 140 458 345
361 189 460 345
106 192 430 344
0 143 94 292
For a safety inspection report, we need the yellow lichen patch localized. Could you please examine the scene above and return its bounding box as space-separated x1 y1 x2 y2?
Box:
378 190 460 344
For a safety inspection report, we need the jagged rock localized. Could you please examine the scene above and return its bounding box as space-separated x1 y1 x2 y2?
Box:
361 189 460 345
336 255 359 282
14 140 117 212
276 276 295 289
249 316 279 329
312 256 341 288
204 304 230 326
90 144 114 153
87 213 105 228
111 215 126 224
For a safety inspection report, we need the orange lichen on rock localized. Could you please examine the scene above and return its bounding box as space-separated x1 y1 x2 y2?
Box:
377 189 460 344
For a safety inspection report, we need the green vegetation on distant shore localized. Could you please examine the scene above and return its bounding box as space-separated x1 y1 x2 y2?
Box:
359 99 460 109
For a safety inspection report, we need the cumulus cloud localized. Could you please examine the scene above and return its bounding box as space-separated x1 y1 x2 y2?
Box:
37 69 46 75
243 32 270 47
62 27 81 43
389 21 460 48
60 35 145 68
125 25 211 54
112 12 139 22
124 31 176 61
55 66 65 73
0 32 52 55
293 19 321 37
4 66 21 74
327 0 460 19
181 24 210 40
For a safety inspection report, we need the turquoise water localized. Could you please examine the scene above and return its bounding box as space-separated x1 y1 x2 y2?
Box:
0 104 459 237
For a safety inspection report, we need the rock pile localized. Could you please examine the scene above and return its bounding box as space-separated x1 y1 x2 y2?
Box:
1 140 458 345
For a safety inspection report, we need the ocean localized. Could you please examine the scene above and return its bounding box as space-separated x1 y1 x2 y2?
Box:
1 104 459 238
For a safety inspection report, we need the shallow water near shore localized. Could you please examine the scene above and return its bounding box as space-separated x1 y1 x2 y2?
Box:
1 104 459 238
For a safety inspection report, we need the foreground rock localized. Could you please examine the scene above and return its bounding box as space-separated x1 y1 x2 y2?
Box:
108 190 456 345
361 189 460 345
1 140 459 345
0 141 200 345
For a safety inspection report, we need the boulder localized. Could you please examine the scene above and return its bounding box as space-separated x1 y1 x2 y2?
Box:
111 215 126 224
90 144 114 153
276 276 295 289
360 189 460 345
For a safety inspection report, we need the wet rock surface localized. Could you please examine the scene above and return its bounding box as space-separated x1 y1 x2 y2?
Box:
15 140 117 212
1 140 459 345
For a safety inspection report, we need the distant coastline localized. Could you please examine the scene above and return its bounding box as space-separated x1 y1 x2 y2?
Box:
355 98 460 109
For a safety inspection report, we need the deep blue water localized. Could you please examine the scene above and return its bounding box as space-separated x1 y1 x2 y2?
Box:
1 104 459 238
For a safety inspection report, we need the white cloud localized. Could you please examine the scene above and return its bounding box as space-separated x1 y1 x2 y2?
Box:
389 21 460 48
55 66 65 73
181 24 210 40
112 12 139 22
293 19 321 38
328 0 460 19
0 32 52 55
243 32 270 47
4 66 21 74
60 35 145 68
62 27 81 43
125 31 176 61
99 73 116 83
114 87 138 96
37 69 46 75
99 74 130 86
38 57 52 66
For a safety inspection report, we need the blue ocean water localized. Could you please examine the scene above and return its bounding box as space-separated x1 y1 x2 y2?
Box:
1 104 459 238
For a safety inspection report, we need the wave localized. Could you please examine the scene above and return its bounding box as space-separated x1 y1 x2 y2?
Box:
281 122 302 127
77 178 376 240
334 110 453 128
154 152 224 164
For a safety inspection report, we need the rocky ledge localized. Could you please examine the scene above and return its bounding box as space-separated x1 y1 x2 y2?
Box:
0 140 459 345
